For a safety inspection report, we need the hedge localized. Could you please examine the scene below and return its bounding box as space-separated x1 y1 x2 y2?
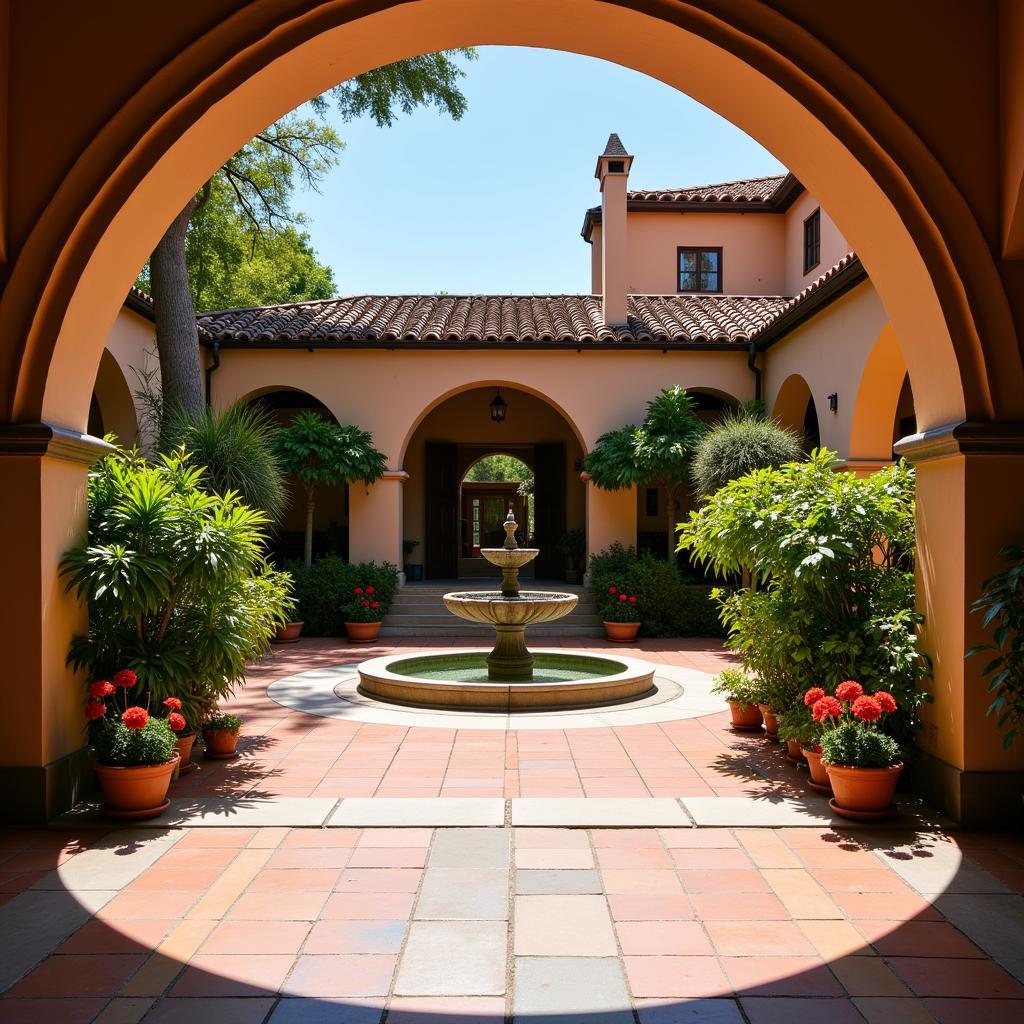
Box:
285 557 399 636
588 543 726 638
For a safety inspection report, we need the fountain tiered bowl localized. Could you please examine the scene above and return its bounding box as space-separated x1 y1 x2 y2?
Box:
357 511 655 711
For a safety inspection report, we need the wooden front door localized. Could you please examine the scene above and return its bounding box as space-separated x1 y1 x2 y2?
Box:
425 442 458 578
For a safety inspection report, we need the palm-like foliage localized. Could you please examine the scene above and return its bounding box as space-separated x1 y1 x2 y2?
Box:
162 401 287 518
690 408 803 500
274 411 387 567
61 448 294 727
584 387 704 560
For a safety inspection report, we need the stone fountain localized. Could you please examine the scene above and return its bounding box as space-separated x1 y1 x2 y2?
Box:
357 510 655 711
443 510 577 680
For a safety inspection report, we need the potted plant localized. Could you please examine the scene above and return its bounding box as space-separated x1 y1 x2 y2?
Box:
811 681 903 819
758 704 781 741
86 670 183 819
272 619 304 644
602 585 641 642
711 668 764 731
557 528 586 584
159 696 197 776
203 712 242 759
779 698 826 786
344 584 385 643
403 540 423 583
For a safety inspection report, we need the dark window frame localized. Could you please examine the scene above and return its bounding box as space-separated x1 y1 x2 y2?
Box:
645 487 658 517
803 208 821 274
676 246 723 294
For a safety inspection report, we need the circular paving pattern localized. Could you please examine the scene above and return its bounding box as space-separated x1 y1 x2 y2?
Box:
266 651 727 730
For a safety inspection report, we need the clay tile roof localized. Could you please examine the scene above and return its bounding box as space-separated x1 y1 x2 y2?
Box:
628 173 787 204
196 293 790 347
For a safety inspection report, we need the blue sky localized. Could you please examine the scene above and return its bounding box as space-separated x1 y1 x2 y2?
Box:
295 47 786 295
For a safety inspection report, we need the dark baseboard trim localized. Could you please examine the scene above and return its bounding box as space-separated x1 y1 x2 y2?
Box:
0 746 96 823
914 748 1024 826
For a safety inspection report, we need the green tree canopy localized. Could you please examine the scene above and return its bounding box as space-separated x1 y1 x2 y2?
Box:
464 454 532 483
584 386 705 560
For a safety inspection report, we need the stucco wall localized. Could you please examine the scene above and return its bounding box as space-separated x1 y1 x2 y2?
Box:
783 191 850 295
763 280 892 461
93 306 157 447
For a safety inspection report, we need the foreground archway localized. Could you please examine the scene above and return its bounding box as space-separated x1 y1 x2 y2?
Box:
2 1 1024 821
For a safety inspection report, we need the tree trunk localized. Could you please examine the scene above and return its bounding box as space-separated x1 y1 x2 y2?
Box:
149 194 204 442
304 497 316 569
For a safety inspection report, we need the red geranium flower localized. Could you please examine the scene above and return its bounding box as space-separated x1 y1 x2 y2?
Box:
168 712 187 732
874 691 897 714
852 695 882 722
122 706 149 729
89 680 115 699
629 596 637 603
85 700 106 721
803 687 825 707
619 593 627 602
811 696 843 722
112 668 137 689
162 697 182 711
354 587 364 595
836 680 864 702
371 601 379 609
362 600 369 607
609 586 617 595
366 586 375 594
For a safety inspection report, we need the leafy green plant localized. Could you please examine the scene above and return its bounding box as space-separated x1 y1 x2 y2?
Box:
809 682 903 768
273 411 387 568
601 585 640 622
690 408 803 500
204 712 242 731
967 544 1024 748
61 448 295 726
93 715 176 767
585 387 705 561
711 668 764 712
343 580 387 623
287 558 399 635
162 401 287 518
821 721 902 768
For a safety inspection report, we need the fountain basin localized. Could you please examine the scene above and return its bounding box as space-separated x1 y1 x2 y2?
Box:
443 590 578 626
357 649 656 711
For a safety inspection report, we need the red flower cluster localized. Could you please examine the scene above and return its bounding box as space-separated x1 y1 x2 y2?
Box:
851 695 882 722
609 586 617 594
803 687 825 706
168 712 187 732
811 695 843 722
85 700 106 721
163 697 181 711
113 668 137 689
89 679 115 698
875 691 897 714
836 680 863 702
354 587 363 595
122 706 149 729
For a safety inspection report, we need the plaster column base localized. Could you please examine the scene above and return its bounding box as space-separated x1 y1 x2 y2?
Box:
912 749 1024 826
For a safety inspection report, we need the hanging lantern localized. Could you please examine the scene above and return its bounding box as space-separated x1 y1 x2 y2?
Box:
489 387 508 424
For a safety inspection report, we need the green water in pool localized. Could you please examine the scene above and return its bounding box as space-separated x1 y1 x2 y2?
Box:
387 651 626 684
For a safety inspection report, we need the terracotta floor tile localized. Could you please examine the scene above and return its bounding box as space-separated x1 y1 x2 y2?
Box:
810 868 914 894
334 868 423 893
922 997 1024 1024
322 892 417 919
169 954 294 997
601 869 684 895
264 847 353 869
856 920 985 958
829 956 913 997
97 891 199 920
248 867 340 891
57 918 177 955
170 829 257 849
200 920 310 954
615 920 713 955
659 828 739 848
689 892 790 921
346 847 428 868
831 892 942 920
887 957 1024 998
721 956 842 996
670 848 753 870
606 894 695 921
591 829 666 848
7 955 147 998
282 953 397 997
303 920 407 954
740 996 867 1024
0 998 107 1024
226 891 328 920
679 869 771 894
624 955 731 998
706 920 816 956
595 847 674 869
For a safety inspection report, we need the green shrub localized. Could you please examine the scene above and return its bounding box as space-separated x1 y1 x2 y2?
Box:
821 720 903 768
588 543 725 637
93 716 176 767
711 668 764 711
287 557 399 635
204 713 242 731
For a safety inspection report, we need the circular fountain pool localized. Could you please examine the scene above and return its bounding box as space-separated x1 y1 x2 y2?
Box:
357 649 656 711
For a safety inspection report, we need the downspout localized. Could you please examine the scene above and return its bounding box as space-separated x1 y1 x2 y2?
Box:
204 340 221 406
747 340 762 403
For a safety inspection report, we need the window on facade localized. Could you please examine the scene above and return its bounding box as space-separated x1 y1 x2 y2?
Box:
804 208 821 274
645 487 658 517
677 247 722 293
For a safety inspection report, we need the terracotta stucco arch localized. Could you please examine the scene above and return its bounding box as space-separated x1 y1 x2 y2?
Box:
849 324 910 461
90 348 139 448
771 373 815 437
2 0 1021 441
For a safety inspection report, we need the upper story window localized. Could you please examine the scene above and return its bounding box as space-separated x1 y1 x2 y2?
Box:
803 208 821 274
677 247 722 293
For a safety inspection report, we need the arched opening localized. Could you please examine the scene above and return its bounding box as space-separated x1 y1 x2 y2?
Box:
240 387 348 564
893 374 918 455
772 373 819 454
849 324 914 465
403 386 585 580
87 348 138 448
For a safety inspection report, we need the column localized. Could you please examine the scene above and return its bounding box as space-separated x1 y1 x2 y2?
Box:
348 469 409 584
583 473 636 583
0 425 111 822
896 422 1024 824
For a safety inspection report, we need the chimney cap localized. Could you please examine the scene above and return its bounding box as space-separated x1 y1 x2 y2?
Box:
595 133 633 179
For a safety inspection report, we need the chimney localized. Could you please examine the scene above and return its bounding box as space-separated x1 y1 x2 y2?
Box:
595 133 633 326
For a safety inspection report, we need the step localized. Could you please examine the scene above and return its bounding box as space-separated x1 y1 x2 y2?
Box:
377 625 607 638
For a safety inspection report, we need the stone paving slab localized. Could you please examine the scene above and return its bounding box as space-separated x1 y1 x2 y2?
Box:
514 956 633 1022
31 828 181 890
680 796 839 828
515 868 604 894
415 868 509 920
512 797 691 827
395 921 508 995
55 797 339 828
328 798 505 827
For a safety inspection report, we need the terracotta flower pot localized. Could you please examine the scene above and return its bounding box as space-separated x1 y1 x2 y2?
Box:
825 761 903 819
727 700 764 731
271 621 304 644
203 727 240 760
802 745 831 792
759 704 780 740
96 754 178 820
603 621 640 643
345 621 382 643
173 732 197 777
785 738 805 762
